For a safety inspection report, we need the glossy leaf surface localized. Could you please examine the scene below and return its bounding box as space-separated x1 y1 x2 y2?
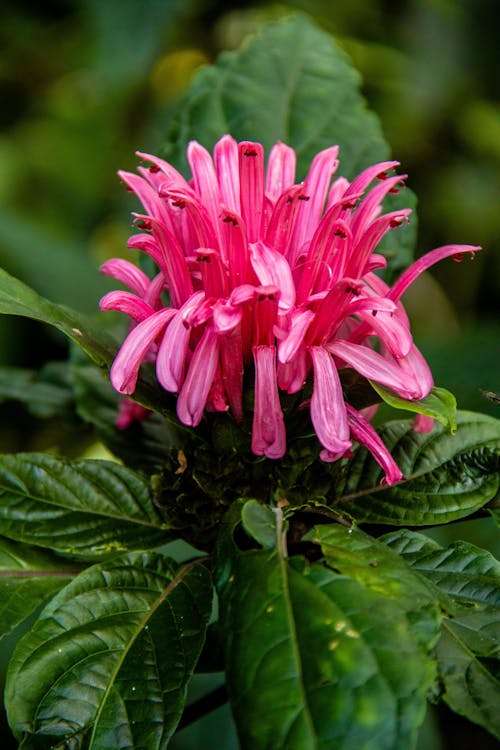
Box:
6 552 213 749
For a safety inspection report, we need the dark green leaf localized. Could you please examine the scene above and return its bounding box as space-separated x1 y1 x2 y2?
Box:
0 363 75 419
164 14 417 271
339 411 500 525
0 266 117 368
0 453 171 558
307 524 441 648
437 608 500 739
215 505 435 750
370 384 457 433
0 537 82 640
241 499 278 549
381 530 500 607
5 552 213 749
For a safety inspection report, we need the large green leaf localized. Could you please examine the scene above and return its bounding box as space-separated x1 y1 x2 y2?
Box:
0 537 82 640
381 530 500 607
0 453 170 558
437 608 500 739
307 524 441 648
338 411 500 525
164 14 417 271
5 552 213 749
215 503 436 750
0 266 117 369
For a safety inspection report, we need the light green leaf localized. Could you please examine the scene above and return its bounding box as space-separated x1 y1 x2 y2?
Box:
370 384 457 433
5 552 213 749
164 14 417 271
339 411 500 525
0 537 82 640
381 530 500 608
0 453 171 558
437 608 500 739
215 506 435 750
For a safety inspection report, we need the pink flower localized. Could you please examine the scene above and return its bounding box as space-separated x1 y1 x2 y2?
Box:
101 136 479 483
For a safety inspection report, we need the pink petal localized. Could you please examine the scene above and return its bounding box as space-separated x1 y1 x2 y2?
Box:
214 135 240 214
278 309 314 363
309 346 350 454
100 291 155 322
156 291 205 391
251 345 286 459
265 141 296 202
100 259 150 296
110 308 176 395
328 339 420 398
389 245 481 301
187 140 224 247
414 413 435 433
346 405 403 485
239 141 265 242
176 328 220 426
290 146 339 258
249 240 295 310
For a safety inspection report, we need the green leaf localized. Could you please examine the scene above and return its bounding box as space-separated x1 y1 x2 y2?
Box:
307 524 441 648
0 266 117 369
5 552 213 749
0 537 82 640
370 384 457 433
215 505 436 750
0 453 171 558
339 411 500 525
381 530 500 608
241 499 278 549
437 608 500 739
164 14 417 271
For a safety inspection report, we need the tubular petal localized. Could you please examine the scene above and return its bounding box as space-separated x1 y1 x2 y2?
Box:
251 346 286 458
309 346 350 454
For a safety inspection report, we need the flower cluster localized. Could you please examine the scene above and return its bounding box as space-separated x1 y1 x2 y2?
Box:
101 136 478 484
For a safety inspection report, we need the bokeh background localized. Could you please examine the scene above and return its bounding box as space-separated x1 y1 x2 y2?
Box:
0 1 498 748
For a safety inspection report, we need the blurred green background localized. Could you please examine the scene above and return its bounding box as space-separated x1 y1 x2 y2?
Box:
0 1 498 748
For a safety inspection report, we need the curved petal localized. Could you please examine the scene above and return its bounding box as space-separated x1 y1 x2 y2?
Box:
177 328 220 427
346 404 403 485
110 308 176 394
100 259 150 296
309 346 350 454
100 291 155 322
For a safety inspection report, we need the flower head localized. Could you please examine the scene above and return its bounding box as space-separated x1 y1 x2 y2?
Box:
101 136 479 484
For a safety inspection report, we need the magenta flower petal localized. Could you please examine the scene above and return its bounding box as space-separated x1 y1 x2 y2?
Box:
329 339 420 397
99 291 155 322
100 259 150 296
265 141 296 201
249 240 295 311
156 292 205 392
110 308 176 394
309 346 351 455
214 135 240 214
177 328 220 427
251 345 286 459
346 405 403 485
389 244 481 301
